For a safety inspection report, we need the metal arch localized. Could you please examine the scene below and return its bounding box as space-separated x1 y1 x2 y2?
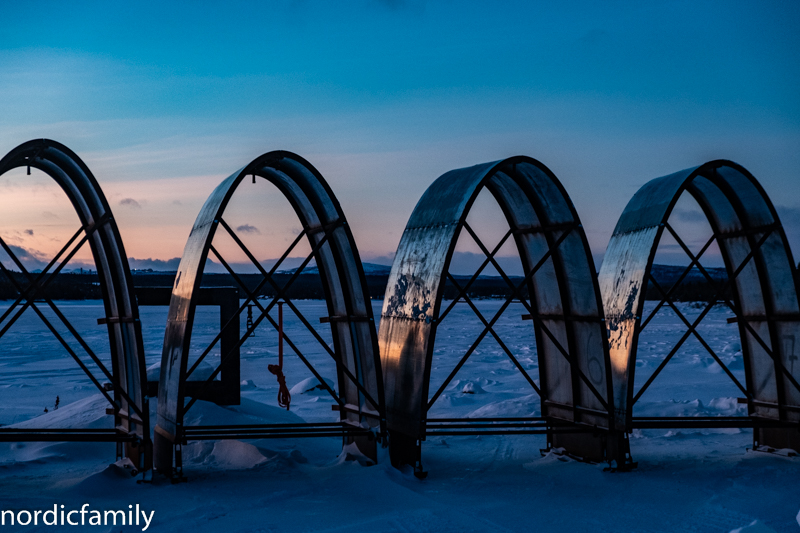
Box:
379 156 615 466
155 150 384 474
0 139 149 468
599 160 800 446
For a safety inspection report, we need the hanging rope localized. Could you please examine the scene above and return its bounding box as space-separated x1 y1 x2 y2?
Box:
268 301 291 410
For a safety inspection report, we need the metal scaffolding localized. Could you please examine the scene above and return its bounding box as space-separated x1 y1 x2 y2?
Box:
0 139 150 472
153 151 385 479
379 156 626 476
1 140 797 479
599 160 800 453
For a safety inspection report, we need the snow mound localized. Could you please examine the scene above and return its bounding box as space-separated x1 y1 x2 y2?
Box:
7 394 112 430
183 397 305 427
0 395 116 465
204 440 267 469
461 381 485 394
466 394 540 418
636 397 747 418
706 397 747 415
73 460 138 495
540 447 573 463
147 359 216 382
6 393 305 433
146 362 161 382
729 520 777 533
334 442 376 466
181 440 308 470
240 379 257 390
289 376 335 396
753 445 797 456
451 377 497 390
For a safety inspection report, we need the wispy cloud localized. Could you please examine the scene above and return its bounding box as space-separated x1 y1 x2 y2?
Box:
236 224 260 234
119 198 142 209
23 229 33 236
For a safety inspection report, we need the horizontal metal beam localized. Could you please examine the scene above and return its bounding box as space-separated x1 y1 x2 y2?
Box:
182 422 373 441
631 417 798 429
522 314 605 323
425 429 556 436
320 315 373 323
0 428 140 443
422 416 608 437
726 314 800 324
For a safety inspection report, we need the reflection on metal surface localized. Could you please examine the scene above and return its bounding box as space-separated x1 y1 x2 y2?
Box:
154 151 384 477
379 157 617 471
0 139 150 472
599 160 800 450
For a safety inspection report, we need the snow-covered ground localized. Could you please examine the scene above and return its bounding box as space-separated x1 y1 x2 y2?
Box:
0 300 797 532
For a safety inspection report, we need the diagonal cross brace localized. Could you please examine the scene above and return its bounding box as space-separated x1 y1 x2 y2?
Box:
640 231 717 331
184 225 331 389
182 221 362 414
427 227 576 408
648 274 748 396
0 218 144 418
462 222 530 310
0 216 109 339
467 222 610 408
183 225 310 379
427 225 612 411
441 273 541 396
632 228 774 405
217 219 360 371
666 223 800 398
216 216 382 409
207 245 380 410
437 228 513 323
0 258 122 413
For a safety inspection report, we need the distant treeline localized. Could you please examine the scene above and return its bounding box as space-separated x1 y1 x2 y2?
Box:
0 264 731 302
0 271 104 300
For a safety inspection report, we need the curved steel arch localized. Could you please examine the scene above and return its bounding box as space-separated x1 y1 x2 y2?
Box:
0 139 149 468
155 150 384 474
599 160 800 449
380 156 616 468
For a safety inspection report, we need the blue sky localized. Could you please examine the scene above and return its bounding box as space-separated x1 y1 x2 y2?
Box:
1 0 798 271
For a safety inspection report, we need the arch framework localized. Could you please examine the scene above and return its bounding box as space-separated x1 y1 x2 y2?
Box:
0 139 150 469
380 156 622 470
599 160 800 450
155 150 384 475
